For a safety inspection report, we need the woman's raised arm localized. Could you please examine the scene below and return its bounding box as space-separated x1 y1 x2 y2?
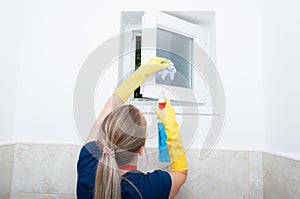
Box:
85 57 170 143
85 94 123 143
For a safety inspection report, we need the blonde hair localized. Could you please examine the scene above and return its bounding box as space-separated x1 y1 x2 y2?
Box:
94 104 147 199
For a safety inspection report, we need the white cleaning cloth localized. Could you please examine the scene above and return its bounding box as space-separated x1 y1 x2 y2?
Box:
157 60 176 80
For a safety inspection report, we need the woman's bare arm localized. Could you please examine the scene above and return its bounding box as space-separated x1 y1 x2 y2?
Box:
85 57 169 143
85 94 123 143
168 170 188 199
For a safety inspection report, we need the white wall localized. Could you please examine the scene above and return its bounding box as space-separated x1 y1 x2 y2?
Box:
263 0 300 159
0 0 25 143
14 0 121 144
3 0 300 161
11 0 265 150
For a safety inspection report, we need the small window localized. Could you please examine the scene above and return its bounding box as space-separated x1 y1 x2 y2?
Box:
140 9 209 104
119 10 214 104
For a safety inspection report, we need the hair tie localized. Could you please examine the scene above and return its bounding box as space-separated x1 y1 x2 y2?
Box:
103 146 115 157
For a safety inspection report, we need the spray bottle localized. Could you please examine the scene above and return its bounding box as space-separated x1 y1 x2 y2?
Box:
158 91 170 162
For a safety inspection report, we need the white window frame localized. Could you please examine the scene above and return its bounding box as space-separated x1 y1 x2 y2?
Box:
119 11 214 114
140 9 210 104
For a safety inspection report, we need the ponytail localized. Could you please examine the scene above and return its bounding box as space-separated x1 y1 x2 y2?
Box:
94 149 121 199
94 105 147 199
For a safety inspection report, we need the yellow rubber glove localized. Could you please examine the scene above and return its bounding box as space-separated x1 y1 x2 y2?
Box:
114 57 170 102
155 99 188 171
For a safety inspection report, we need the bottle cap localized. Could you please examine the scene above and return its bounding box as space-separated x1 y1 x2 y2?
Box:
158 91 166 109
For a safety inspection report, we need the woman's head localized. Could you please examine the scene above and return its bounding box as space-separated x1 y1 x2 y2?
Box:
95 104 147 199
99 104 147 164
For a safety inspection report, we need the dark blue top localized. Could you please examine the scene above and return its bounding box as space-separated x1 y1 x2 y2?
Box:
76 141 172 199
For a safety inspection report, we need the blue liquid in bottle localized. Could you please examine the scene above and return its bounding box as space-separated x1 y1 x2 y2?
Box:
158 91 170 162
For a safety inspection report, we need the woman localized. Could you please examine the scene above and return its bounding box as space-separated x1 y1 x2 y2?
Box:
77 57 188 199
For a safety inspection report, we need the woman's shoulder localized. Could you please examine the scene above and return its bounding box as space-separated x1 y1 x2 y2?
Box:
79 141 102 160
122 170 172 199
77 141 102 198
146 170 171 180
77 141 102 174
124 169 171 179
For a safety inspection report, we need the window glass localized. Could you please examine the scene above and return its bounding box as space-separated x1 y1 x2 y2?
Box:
134 36 142 98
156 28 193 88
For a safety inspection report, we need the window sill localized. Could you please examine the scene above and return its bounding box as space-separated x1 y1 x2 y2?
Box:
128 99 217 115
